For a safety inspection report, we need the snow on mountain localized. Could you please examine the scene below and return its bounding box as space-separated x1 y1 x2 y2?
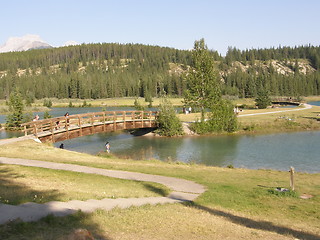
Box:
0 34 52 53
64 40 79 46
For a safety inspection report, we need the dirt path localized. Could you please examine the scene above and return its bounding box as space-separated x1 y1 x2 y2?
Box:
0 157 206 224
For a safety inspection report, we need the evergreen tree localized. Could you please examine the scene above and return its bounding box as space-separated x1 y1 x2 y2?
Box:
5 90 25 129
255 89 271 109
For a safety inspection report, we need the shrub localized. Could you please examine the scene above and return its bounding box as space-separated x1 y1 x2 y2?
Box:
134 98 145 111
192 100 238 134
207 100 238 133
43 99 52 108
43 111 52 119
68 101 74 108
156 98 183 137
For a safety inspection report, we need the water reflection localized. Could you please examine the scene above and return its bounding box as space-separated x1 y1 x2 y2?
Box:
55 132 239 167
53 130 320 173
163 136 239 166
0 130 23 139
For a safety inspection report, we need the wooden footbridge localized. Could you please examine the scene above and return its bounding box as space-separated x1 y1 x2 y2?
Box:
22 111 158 143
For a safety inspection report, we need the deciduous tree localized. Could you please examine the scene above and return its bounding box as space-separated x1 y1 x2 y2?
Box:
184 38 221 121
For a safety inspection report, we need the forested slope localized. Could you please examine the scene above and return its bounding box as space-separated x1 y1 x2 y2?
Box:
0 43 319 100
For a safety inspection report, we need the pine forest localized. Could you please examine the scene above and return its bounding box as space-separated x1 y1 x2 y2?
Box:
0 43 320 100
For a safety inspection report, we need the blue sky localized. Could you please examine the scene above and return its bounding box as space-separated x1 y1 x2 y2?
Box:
1 0 319 55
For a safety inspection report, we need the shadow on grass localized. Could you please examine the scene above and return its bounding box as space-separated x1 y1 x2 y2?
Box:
0 166 63 205
186 202 320 240
0 166 110 239
303 116 320 121
0 211 112 240
143 183 168 196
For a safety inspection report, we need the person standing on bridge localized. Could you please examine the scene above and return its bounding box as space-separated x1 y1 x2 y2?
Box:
64 112 70 125
105 142 110 153
33 114 40 121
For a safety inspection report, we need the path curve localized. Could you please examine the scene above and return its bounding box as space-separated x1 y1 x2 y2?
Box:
238 103 312 117
0 157 206 224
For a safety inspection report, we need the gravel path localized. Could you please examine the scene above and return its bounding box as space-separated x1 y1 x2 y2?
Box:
0 157 206 224
238 103 312 117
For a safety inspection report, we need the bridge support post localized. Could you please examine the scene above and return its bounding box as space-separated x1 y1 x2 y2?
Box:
113 112 116 131
91 114 94 134
149 111 152 127
50 121 54 142
132 112 136 128
78 116 82 136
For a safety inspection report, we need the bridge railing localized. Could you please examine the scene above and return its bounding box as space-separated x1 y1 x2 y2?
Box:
21 110 158 137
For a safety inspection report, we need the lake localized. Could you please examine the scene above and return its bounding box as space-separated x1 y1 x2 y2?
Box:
51 130 320 173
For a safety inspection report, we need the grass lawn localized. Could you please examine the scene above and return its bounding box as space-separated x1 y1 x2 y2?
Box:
0 140 319 239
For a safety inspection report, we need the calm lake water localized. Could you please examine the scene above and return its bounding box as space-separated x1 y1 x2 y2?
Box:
1 104 320 173
51 130 320 173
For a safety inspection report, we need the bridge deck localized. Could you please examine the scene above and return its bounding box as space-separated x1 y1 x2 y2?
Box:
22 111 158 143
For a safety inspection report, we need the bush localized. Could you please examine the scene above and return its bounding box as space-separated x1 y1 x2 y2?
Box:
156 98 183 137
43 99 52 108
134 98 145 111
192 100 238 134
207 100 238 132
43 111 52 119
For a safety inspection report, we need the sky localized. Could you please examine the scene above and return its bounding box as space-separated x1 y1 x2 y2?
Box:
1 0 320 55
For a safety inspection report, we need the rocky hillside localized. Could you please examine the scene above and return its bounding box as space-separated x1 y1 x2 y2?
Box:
169 59 316 78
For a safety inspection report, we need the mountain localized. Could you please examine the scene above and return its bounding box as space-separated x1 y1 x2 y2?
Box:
0 34 52 53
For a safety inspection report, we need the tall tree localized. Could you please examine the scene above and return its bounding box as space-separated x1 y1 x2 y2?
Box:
184 38 221 121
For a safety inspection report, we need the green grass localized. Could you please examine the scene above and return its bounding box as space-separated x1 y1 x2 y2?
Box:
0 164 170 205
0 140 319 239
31 97 184 108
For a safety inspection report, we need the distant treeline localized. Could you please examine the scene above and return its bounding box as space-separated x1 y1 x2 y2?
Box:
0 43 319 100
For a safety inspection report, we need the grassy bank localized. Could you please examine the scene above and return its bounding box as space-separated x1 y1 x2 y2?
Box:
178 104 320 134
30 97 185 108
0 140 319 239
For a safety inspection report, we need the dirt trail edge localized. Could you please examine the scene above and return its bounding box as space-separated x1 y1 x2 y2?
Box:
0 157 206 224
